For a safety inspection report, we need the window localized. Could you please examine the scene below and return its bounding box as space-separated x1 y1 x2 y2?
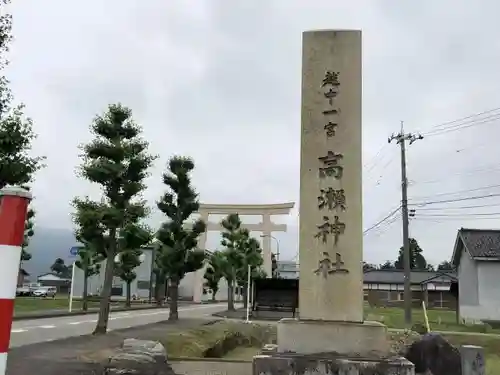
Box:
137 280 150 290
378 291 390 300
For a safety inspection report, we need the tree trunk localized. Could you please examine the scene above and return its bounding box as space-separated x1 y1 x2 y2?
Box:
169 278 179 321
227 283 235 311
93 249 115 335
156 278 165 307
125 280 131 308
82 273 89 311
211 288 217 302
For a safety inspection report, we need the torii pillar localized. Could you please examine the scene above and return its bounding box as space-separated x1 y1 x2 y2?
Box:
192 202 295 303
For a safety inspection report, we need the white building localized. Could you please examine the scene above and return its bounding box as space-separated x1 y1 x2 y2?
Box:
452 228 500 322
71 247 232 301
276 260 299 279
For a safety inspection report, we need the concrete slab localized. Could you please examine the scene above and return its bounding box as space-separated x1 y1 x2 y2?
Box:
277 318 389 357
253 353 414 375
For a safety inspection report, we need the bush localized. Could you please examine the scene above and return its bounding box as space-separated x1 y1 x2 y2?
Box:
411 322 428 335
389 330 421 355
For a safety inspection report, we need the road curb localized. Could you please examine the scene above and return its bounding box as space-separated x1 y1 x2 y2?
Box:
13 303 197 321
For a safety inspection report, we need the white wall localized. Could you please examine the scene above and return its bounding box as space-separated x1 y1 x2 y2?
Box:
179 271 230 301
458 249 500 322
470 261 500 321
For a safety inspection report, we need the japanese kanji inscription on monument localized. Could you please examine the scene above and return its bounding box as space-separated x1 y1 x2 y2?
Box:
298 30 363 322
313 69 349 277
317 188 346 211
314 252 349 279
318 151 343 179
314 215 346 245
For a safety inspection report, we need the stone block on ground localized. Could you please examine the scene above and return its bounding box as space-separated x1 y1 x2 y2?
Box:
277 318 389 357
404 333 461 375
103 338 173 375
461 345 485 375
253 353 415 375
172 361 252 375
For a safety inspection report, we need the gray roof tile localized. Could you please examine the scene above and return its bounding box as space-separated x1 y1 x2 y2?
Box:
363 270 456 284
459 228 500 258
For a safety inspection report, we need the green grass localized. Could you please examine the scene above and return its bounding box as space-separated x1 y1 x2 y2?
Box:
440 334 500 375
14 297 100 313
365 306 500 333
370 306 500 374
390 330 500 375
164 320 500 373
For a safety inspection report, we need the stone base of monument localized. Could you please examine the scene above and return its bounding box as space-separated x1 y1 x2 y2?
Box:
253 353 414 375
251 318 415 374
276 318 389 356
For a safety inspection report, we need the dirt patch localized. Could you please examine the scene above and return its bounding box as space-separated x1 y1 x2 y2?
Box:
164 321 275 359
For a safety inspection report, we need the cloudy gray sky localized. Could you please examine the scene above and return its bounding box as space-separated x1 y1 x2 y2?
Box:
5 1 500 267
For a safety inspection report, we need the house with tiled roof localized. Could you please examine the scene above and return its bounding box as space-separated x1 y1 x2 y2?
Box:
451 228 500 322
363 269 457 309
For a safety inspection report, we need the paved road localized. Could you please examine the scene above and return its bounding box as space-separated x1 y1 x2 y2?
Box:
10 303 227 347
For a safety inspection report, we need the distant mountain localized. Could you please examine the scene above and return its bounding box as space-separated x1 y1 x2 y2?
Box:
23 227 78 278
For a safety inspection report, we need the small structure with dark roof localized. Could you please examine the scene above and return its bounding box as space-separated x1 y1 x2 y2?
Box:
363 269 457 309
451 227 500 322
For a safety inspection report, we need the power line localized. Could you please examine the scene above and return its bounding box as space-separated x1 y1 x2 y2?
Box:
414 202 500 211
366 213 401 238
420 106 500 134
410 165 500 185
430 107 500 129
413 215 500 221
363 206 401 235
423 113 500 137
410 192 500 207
415 212 500 217
363 143 390 172
409 183 500 201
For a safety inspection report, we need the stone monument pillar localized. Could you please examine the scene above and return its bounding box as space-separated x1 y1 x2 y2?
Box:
253 30 415 375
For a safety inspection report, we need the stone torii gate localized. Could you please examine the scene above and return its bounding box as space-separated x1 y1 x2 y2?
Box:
191 202 295 302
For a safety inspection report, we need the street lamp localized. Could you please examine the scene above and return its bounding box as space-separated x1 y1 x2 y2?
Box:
260 234 280 277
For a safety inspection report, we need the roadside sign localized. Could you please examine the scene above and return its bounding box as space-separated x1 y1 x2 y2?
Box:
69 246 81 257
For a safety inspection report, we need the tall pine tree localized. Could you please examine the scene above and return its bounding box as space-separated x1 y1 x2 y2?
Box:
114 249 146 307
73 104 155 334
155 156 206 320
219 213 246 311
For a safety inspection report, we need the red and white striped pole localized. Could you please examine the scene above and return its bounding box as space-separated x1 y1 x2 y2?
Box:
0 186 32 375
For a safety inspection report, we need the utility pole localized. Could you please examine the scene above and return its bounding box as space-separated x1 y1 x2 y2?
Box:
388 121 423 326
